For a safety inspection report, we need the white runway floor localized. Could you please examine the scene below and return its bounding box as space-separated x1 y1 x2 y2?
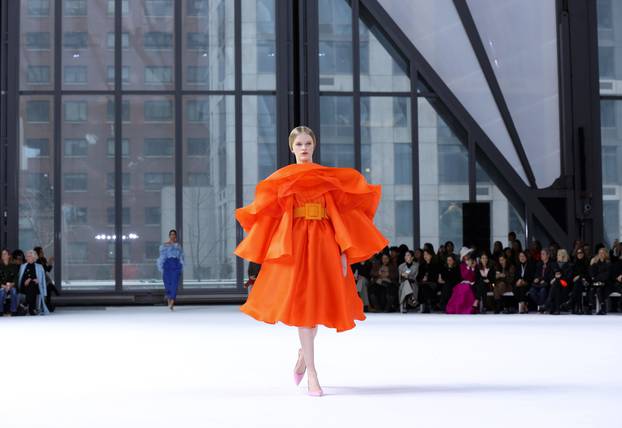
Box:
2 305 621 428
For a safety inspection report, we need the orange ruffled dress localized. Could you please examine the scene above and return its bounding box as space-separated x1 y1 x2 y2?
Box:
234 162 389 332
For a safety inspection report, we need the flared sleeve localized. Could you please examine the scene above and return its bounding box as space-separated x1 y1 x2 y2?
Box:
234 180 294 264
324 169 389 264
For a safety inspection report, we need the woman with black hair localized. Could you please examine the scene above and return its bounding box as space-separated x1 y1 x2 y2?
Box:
514 251 535 314
416 248 439 313
157 229 185 311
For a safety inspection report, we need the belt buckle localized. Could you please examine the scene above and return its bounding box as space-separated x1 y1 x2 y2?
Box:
305 203 322 220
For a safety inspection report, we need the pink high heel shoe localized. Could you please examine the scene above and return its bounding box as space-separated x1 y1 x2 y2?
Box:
293 349 305 386
307 376 323 397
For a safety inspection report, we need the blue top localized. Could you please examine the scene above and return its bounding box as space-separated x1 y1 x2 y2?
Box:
157 242 185 272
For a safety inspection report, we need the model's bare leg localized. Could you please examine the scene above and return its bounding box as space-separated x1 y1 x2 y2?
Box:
298 326 322 393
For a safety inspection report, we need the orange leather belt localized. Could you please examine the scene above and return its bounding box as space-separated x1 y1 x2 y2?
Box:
293 203 328 220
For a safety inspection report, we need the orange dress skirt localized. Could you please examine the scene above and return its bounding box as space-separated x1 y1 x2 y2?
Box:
234 163 388 332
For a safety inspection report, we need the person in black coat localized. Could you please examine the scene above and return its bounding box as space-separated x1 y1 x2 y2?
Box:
473 253 496 313
416 248 440 313
546 249 573 315
590 247 613 315
438 254 461 312
528 248 557 313
564 248 590 314
514 251 535 313
606 255 622 313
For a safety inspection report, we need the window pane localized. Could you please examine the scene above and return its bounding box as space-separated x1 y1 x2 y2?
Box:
601 99 622 244
62 1 114 90
123 4 174 89
318 0 353 91
361 96 413 247
183 95 236 288
123 96 175 289
20 2 55 90
319 96 354 167
182 0 234 90
419 97 468 248
597 0 622 94
19 96 55 258
242 0 276 90
243 96 277 200
61 96 115 290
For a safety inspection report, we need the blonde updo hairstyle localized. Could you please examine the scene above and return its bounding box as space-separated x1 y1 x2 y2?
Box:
288 126 317 151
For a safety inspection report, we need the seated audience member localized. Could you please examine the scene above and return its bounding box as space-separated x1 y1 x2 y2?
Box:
565 247 590 314
416 248 439 313
413 248 423 265
438 254 461 312
0 249 19 316
34 246 59 312
494 254 516 314
473 252 496 313
12 249 24 265
18 250 49 316
352 258 373 310
244 262 261 290
370 253 398 312
604 251 622 314
528 248 556 313
398 250 418 313
589 246 612 315
492 241 504 263
514 251 535 313
508 231 517 248
529 240 542 262
446 248 477 314
444 241 457 264
547 249 573 315
511 240 523 265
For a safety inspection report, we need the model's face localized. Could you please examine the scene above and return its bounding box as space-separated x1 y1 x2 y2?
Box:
169 232 177 242
291 134 315 164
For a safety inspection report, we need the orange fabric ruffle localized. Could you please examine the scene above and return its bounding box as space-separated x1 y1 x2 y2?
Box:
234 163 389 332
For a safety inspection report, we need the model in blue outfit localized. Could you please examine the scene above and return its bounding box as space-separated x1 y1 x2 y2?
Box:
157 229 184 311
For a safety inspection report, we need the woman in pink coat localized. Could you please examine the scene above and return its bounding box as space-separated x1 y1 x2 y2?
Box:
446 247 477 314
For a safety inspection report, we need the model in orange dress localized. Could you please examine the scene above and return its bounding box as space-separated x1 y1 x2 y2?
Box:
234 126 388 396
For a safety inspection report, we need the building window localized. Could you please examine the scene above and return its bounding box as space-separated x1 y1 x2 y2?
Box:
186 100 209 122
27 0 50 16
258 143 275 179
67 243 88 263
144 138 174 157
603 146 619 184
107 207 130 225
106 66 130 84
601 100 616 128
64 101 87 122
144 173 174 191
395 200 413 236
63 32 89 49
599 46 614 80
107 173 130 191
145 241 161 260
106 32 130 49
64 0 87 16
107 0 129 16
187 0 209 16
25 138 50 157
145 0 173 16
187 32 209 50
187 173 210 186
106 99 130 122
394 143 412 185
187 66 209 84
144 32 173 50
145 66 173 85
144 100 173 121
107 138 130 158
257 41 275 74
64 66 88 84
25 173 51 192
187 138 209 156
64 206 88 225
144 207 161 225
64 173 88 192
25 32 51 50
393 98 408 128
64 139 88 157
26 100 50 122
26 66 50 84
438 144 468 184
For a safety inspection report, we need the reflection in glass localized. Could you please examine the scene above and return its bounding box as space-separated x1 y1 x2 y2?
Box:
122 96 175 289
19 96 55 256
418 97 468 247
242 0 276 90
361 96 413 247
183 96 236 288
319 96 354 167
182 0 234 90
601 99 622 244
61 96 115 290
318 0 353 91
20 1 55 91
